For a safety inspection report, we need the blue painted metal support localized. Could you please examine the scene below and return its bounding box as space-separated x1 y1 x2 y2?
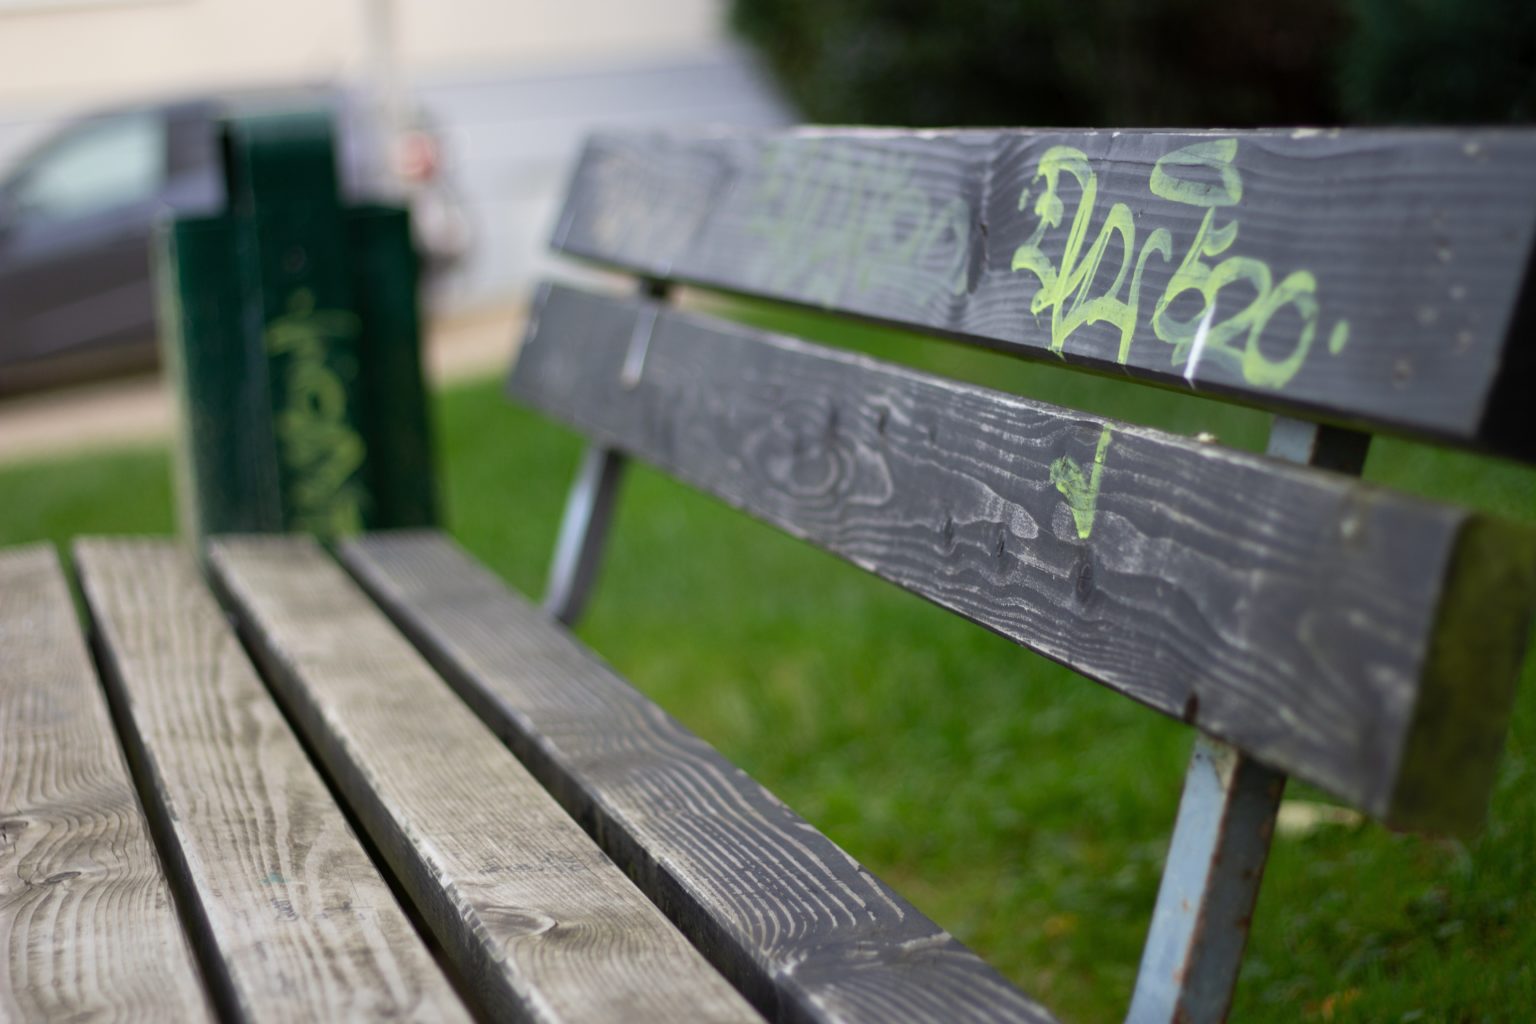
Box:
540 278 669 626
1124 737 1285 1023
543 443 628 626
1125 416 1370 1023
1263 416 1371 474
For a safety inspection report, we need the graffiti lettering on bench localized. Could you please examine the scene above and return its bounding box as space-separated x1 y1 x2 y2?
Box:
748 140 972 308
1011 138 1350 389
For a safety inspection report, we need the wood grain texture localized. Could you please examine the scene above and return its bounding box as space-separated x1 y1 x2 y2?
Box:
206 535 760 1024
74 538 470 1023
551 128 1536 461
509 284 1536 832
340 530 1059 1024
0 544 213 1022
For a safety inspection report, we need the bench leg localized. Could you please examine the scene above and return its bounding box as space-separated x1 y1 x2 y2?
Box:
1127 416 1371 1023
1125 736 1285 1024
544 443 628 626
542 278 673 626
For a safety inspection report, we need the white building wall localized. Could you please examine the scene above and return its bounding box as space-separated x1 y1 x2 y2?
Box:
0 0 792 309
0 0 726 107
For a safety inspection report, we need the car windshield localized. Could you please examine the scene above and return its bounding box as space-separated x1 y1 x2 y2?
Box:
11 111 166 223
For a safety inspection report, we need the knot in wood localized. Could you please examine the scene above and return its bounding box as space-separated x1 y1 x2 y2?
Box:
480 905 560 942
1074 557 1095 600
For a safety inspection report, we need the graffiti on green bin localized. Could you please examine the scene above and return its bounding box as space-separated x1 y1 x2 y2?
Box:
1010 138 1350 389
265 289 367 536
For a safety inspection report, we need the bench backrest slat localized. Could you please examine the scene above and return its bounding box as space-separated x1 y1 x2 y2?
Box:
511 282 1536 834
552 129 1536 461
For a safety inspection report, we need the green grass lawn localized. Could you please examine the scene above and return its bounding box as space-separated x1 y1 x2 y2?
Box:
3 313 1533 1022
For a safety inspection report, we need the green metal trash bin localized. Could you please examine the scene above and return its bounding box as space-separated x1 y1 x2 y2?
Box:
156 109 437 552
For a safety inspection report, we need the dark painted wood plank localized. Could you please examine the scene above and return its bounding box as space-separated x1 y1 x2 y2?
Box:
551 128 1536 461
509 283 1536 833
74 538 471 1023
0 544 213 1021
207 535 760 1024
340 530 1060 1024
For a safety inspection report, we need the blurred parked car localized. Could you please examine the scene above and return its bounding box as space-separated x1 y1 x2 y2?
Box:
0 87 468 395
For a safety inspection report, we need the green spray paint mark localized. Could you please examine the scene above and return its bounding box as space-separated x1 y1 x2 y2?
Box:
265 288 368 536
1051 426 1114 539
748 139 972 306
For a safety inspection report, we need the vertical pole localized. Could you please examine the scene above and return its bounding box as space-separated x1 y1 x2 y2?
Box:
1125 418 1370 1024
540 278 668 626
1124 738 1285 1024
362 0 407 186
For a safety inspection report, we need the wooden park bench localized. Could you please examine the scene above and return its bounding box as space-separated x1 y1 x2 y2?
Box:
4 124 1536 1022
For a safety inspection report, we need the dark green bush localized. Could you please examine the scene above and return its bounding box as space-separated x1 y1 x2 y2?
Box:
1338 0 1536 122
731 0 1535 127
730 0 1347 127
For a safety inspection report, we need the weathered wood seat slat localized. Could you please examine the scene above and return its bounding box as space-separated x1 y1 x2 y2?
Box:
513 282 1536 834
0 546 212 1022
74 538 469 1023
554 129 1536 461
207 535 761 1024
343 529 1058 1024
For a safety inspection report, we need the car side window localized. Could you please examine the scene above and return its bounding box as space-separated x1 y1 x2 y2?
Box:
12 112 166 223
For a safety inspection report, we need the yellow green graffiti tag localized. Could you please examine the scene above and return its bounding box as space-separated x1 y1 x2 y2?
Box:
1011 138 1349 389
1051 425 1114 540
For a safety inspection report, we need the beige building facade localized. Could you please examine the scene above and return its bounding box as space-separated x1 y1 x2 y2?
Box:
0 0 725 108
0 0 787 308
